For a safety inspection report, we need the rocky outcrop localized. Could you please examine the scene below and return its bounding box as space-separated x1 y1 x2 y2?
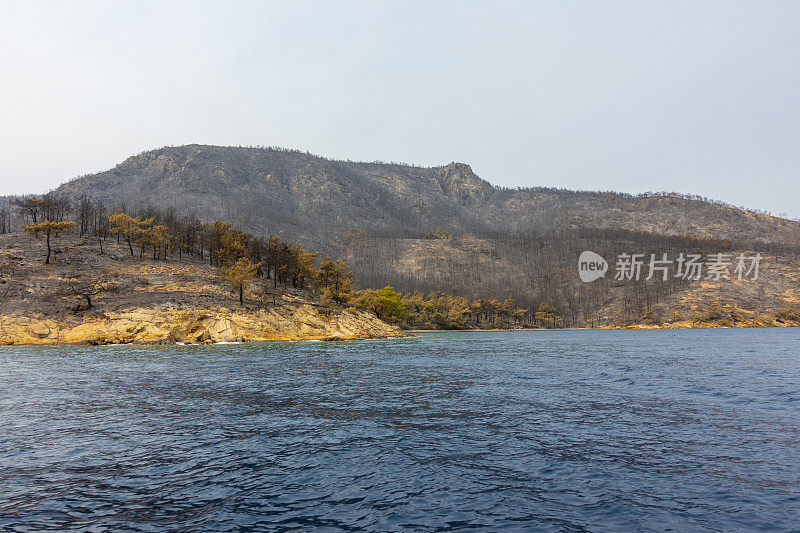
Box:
0 305 401 345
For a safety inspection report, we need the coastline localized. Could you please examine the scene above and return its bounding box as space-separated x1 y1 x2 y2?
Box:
3 319 796 346
406 321 799 333
0 305 401 346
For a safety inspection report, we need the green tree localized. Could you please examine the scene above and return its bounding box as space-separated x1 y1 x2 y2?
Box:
371 286 409 322
315 257 353 304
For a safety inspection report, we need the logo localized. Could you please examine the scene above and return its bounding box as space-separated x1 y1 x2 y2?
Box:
578 251 608 282
576 251 760 283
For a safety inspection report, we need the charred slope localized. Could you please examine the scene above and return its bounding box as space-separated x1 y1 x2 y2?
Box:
54 144 800 246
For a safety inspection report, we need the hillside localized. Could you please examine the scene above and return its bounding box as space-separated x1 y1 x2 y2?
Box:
0 232 399 345
2 230 797 337
15 144 797 329
348 232 800 329
54 145 800 246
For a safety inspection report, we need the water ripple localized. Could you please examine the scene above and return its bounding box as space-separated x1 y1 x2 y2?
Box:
1 329 799 531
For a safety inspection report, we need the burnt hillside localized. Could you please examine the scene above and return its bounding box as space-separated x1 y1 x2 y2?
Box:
53 145 800 247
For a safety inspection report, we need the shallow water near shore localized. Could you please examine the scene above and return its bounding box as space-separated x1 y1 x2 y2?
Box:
1 329 799 531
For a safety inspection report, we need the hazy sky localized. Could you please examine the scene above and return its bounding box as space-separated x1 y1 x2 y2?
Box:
1 1 799 217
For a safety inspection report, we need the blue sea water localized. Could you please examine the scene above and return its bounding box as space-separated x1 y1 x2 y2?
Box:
1 329 799 531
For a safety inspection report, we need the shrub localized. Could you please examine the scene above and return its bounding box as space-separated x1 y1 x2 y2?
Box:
692 305 729 324
775 306 800 323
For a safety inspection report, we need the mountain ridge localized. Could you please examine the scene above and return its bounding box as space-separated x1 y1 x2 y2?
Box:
53 144 799 248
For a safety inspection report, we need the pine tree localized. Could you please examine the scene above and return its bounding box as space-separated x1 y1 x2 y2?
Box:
316 258 353 304
108 213 153 256
221 257 261 305
22 220 76 264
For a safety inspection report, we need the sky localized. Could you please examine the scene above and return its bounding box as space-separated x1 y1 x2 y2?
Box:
1 1 799 218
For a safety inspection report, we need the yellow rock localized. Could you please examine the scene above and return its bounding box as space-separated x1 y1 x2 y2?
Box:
0 305 400 345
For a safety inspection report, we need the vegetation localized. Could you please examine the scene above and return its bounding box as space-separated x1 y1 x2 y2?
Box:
222 258 260 305
3 193 541 328
692 305 730 324
46 144 800 329
23 221 77 264
349 288 529 330
352 286 408 323
316 258 353 305
66 273 110 309
3 172 798 329
109 213 153 256
775 306 800 323
0 194 532 327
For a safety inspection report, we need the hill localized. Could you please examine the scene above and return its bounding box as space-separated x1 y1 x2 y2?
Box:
23 145 800 329
54 145 800 246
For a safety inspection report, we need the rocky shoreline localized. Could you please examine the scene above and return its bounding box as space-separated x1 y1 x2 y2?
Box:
0 305 401 345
